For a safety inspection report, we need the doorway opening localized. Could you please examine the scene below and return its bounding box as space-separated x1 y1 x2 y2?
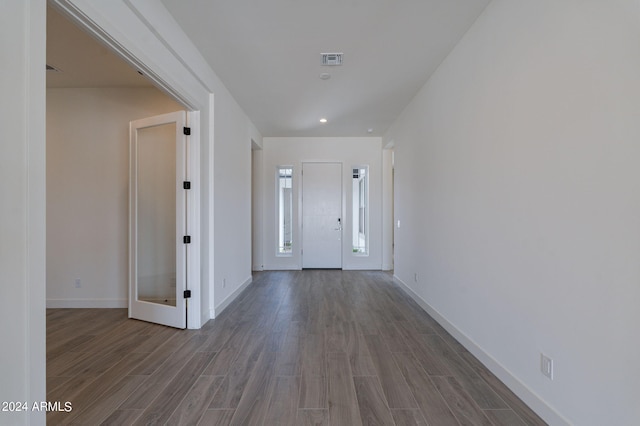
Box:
46 5 188 323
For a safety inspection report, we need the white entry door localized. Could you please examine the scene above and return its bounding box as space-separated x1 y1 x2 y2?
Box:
302 162 343 268
129 111 188 328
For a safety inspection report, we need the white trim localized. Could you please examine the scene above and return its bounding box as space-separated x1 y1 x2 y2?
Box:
47 299 128 309
186 110 202 329
211 276 253 319
393 275 570 426
207 92 215 324
26 2 47 423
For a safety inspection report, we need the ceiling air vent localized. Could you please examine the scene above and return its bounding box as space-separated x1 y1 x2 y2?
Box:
321 53 343 66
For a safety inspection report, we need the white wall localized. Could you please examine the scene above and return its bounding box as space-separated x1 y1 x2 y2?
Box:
211 89 261 316
47 88 181 308
260 137 382 270
0 1 46 425
384 1 640 424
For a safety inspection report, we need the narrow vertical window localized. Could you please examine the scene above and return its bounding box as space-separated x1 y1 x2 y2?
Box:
352 166 368 255
277 167 293 255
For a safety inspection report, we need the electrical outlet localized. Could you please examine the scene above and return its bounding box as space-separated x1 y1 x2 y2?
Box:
414 273 418 282
223 278 226 288
75 278 81 288
541 353 554 380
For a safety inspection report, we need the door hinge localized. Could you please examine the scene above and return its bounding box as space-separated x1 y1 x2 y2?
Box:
183 235 191 244
183 127 191 135
184 290 191 298
183 181 191 190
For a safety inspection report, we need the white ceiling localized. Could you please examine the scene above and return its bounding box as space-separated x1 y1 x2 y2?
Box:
160 0 490 137
47 0 491 137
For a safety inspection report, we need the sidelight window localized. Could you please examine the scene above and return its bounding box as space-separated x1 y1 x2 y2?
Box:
352 166 368 255
277 167 293 255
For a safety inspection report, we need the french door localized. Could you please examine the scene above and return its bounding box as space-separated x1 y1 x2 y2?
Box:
302 162 343 268
129 111 188 328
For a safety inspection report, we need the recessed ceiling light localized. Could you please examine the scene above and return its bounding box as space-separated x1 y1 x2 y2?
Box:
367 128 374 133
319 73 331 80
319 118 328 123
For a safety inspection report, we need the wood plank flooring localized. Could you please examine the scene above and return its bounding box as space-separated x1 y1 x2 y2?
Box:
46 270 546 425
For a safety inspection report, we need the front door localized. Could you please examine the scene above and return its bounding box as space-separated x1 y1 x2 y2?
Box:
129 111 188 328
302 162 342 268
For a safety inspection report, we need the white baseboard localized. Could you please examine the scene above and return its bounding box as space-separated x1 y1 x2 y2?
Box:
393 275 569 426
46 298 127 308
381 263 393 271
262 265 300 271
210 275 253 319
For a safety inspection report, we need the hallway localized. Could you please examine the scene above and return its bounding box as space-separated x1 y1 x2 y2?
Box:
46 270 545 425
